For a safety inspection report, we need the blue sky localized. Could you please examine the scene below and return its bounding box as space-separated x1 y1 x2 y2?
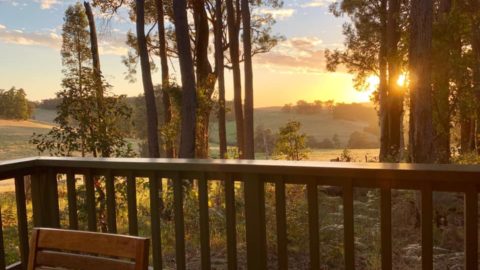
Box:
0 0 370 107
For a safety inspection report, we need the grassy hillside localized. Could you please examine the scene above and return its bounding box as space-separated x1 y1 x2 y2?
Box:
0 109 56 161
210 106 378 147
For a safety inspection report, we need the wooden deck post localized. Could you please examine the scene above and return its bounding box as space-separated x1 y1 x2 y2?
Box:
244 173 267 269
31 168 60 228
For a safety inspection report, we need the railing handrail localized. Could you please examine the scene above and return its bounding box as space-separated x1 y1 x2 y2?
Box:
2 156 480 181
1 157 479 269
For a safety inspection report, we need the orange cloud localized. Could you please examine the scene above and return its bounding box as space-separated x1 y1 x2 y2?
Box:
254 37 327 73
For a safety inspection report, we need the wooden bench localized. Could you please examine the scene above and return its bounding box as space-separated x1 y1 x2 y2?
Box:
28 228 149 270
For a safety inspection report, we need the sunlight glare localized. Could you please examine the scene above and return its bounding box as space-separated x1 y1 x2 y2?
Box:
367 75 380 92
397 74 406 87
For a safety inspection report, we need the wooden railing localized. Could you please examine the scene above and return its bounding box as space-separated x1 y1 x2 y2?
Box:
0 157 479 269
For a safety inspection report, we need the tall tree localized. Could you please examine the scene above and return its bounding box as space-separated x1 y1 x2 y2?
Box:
214 0 228 159
226 0 245 158
192 0 215 158
471 0 480 151
173 0 197 158
242 0 254 159
386 0 403 161
379 0 389 161
84 1 109 157
31 3 133 158
409 0 435 163
432 0 452 162
136 0 160 158
154 0 174 158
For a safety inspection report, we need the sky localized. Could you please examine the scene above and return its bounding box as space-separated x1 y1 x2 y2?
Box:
0 0 373 107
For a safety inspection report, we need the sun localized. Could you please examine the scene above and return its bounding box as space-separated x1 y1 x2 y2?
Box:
397 73 407 87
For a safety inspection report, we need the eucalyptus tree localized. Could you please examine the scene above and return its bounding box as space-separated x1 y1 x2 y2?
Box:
327 0 409 162
214 0 228 158
226 0 245 158
408 0 434 163
136 0 161 158
173 0 197 158
31 3 133 158
241 0 255 159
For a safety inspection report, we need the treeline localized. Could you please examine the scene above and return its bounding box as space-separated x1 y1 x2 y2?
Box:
0 87 34 120
282 100 335 114
36 98 61 111
327 0 480 163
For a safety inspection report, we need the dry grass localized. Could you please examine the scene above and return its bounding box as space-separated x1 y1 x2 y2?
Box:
0 119 53 129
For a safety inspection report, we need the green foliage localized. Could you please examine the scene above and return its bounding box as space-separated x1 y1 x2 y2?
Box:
30 3 134 158
0 87 33 120
273 120 309 160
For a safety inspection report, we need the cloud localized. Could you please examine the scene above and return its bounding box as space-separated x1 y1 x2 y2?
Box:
254 36 328 73
301 0 335 8
34 0 59 9
255 8 296 20
0 24 128 56
0 25 61 48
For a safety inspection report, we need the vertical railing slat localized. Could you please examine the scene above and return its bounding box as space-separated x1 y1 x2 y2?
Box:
66 170 78 230
31 168 60 228
307 180 319 269
0 204 6 270
343 180 355 270
225 174 237 270
275 177 288 270
465 185 478 270
244 173 267 269
127 172 138 236
198 173 211 270
14 174 29 267
105 170 117 234
47 168 60 228
85 170 97 232
149 171 163 270
173 173 186 270
380 184 392 270
421 184 433 270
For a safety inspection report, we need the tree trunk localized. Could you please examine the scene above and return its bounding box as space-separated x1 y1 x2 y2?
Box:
214 0 227 159
136 0 160 158
226 0 245 158
386 0 403 161
408 0 435 163
471 0 480 152
192 0 215 158
173 0 197 158
241 0 254 159
154 0 173 158
432 0 452 163
84 1 108 157
379 0 389 162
